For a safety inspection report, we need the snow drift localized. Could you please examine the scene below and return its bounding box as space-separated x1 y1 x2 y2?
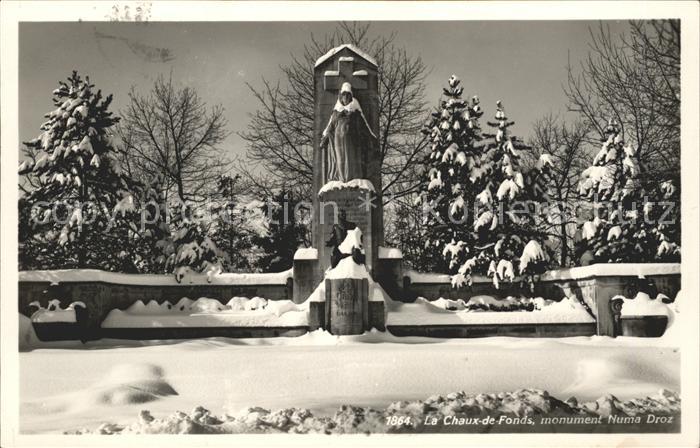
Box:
70 388 680 434
23 363 177 416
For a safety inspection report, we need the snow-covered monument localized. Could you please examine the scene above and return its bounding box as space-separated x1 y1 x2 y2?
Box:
19 45 681 341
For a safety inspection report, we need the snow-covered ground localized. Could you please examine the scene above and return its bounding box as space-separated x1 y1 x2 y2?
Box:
20 330 679 434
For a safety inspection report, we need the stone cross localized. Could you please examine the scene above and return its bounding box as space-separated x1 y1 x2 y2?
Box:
323 56 368 91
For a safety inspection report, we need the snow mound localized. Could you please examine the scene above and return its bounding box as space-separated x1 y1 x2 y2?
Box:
579 389 680 418
660 290 682 345
26 363 178 416
70 388 680 434
92 364 178 405
564 354 677 400
19 314 42 351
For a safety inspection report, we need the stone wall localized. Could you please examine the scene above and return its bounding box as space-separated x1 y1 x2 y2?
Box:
19 263 681 339
402 264 681 337
19 274 292 337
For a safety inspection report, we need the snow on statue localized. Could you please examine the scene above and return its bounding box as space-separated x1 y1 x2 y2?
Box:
321 82 377 182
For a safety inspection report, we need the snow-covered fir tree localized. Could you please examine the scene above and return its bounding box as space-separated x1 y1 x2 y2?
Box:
418 75 484 276
165 199 226 283
18 72 139 269
576 120 680 263
452 100 551 289
419 76 552 288
131 175 171 273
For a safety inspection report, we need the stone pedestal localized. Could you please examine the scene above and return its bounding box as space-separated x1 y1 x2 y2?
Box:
325 278 369 335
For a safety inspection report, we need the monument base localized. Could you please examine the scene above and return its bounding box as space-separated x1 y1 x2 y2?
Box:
325 278 369 335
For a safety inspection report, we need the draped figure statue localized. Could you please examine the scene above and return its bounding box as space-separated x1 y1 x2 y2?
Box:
320 82 377 183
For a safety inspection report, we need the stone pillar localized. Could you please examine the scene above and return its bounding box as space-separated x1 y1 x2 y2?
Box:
292 248 318 304
593 277 637 337
376 248 403 300
325 278 369 335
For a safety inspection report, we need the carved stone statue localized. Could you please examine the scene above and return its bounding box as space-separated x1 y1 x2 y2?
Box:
320 82 377 182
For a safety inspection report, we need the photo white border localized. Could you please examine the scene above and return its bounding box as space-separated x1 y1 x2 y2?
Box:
2 2 698 447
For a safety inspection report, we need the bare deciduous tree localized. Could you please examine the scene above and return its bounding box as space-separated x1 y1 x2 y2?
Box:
564 20 680 182
527 114 591 266
117 74 231 201
239 22 429 201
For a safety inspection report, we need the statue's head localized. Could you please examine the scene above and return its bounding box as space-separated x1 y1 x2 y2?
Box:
339 82 353 106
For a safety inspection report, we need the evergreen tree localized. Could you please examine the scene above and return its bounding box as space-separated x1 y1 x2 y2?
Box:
419 76 552 288
576 120 680 263
456 101 551 289
166 199 226 283
132 175 171 273
18 72 139 269
418 75 484 277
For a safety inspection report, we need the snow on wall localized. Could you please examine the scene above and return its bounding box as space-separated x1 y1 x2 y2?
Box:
616 292 672 317
540 263 680 281
29 300 85 323
19 268 293 286
406 263 680 284
318 179 375 195
101 297 308 328
386 295 595 326
405 269 492 284
314 44 378 67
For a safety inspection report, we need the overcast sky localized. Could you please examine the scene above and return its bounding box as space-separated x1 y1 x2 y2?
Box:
19 20 628 162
